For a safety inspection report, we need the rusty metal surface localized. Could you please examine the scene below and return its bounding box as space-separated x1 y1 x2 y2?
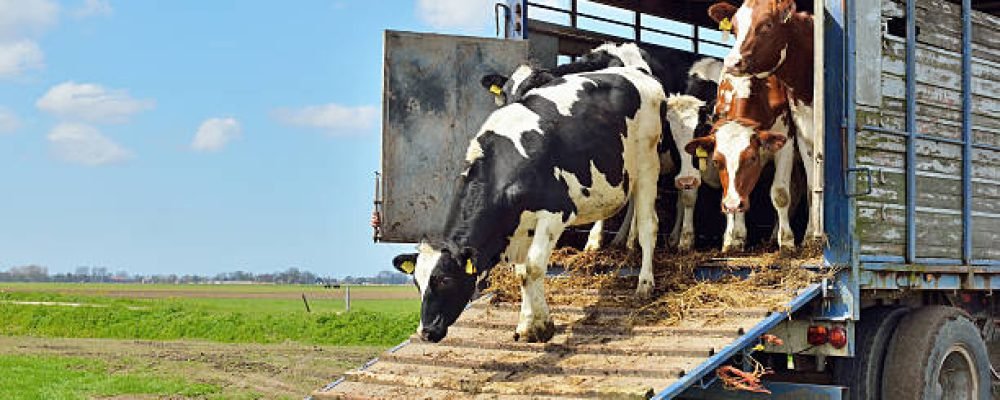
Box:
380 31 528 243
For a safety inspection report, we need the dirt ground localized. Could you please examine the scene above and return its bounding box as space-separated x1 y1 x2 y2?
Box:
0 336 380 399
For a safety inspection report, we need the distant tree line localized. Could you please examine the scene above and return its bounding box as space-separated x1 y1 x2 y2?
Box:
0 265 410 285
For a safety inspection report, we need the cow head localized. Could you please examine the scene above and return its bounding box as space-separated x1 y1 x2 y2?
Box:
481 65 555 106
666 94 707 189
709 0 796 77
394 241 478 342
685 120 787 213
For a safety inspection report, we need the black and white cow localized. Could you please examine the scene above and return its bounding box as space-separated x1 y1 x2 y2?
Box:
394 65 667 343
482 44 722 252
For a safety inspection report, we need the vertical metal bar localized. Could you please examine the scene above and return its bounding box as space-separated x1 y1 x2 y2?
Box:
570 0 577 29
844 0 861 322
904 0 917 263
693 25 700 55
634 11 641 43
823 0 850 267
961 0 973 264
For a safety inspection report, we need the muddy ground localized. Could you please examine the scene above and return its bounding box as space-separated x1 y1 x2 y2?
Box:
0 336 380 399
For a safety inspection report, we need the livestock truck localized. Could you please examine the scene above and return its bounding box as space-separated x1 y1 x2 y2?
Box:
313 0 1000 398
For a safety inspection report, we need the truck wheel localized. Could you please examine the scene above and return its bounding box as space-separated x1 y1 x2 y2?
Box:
882 306 991 400
834 306 909 400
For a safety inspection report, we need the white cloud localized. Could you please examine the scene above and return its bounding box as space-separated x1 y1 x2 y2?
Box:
191 117 241 152
36 81 155 124
0 0 59 40
0 107 19 134
0 0 58 79
73 0 112 18
0 40 44 78
46 123 132 166
272 103 377 136
416 0 492 31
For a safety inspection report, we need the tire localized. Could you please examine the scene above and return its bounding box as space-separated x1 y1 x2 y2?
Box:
834 306 910 400
882 306 991 400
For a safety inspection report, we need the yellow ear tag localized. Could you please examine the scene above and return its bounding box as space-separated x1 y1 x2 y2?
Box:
489 85 503 95
465 259 477 275
696 147 709 172
719 17 733 32
753 344 766 352
400 261 416 274
719 18 733 42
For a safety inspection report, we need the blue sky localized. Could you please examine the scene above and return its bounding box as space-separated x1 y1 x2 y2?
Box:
0 0 723 278
0 0 501 277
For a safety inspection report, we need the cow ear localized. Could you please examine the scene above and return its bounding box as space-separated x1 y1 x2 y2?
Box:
757 131 788 152
778 0 796 22
685 136 716 157
393 253 418 275
707 2 738 24
481 74 508 94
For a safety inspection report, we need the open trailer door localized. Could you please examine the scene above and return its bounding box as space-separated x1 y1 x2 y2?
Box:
379 31 529 243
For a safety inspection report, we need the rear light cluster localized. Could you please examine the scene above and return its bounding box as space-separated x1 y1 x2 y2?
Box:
807 325 848 349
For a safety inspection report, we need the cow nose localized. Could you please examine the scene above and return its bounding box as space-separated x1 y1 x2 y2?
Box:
420 327 446 343
722 198 746 214
675 176 701 190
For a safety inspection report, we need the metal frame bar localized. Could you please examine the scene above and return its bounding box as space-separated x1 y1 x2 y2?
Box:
525 0 728 54
961 0 973 265
904 0 917 263
651 284 823 400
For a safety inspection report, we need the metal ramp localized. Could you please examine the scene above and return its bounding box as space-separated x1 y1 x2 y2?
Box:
311 282 821 400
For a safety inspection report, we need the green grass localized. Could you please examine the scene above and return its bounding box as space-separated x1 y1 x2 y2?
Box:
1 282 415 295
0 354 220 400
0 287 420 346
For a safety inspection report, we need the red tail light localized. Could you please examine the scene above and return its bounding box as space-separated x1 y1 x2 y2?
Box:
807 325 829 346
829 326 848 349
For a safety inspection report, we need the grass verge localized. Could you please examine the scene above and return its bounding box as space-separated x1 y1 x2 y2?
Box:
0 291 418 346
0 354 220 400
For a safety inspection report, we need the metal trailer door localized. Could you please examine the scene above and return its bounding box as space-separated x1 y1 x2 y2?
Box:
379 31 528 243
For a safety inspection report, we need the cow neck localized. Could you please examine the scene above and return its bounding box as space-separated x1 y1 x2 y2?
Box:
773 13 814 105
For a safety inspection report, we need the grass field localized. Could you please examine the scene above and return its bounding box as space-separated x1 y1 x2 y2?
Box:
0 283 420 399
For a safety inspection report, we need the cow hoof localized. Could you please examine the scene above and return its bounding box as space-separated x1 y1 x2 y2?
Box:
722 239 745 253
514 319 555 343
583 242 601 252
804 234 826 250
678 233 694 252
635 280 654 299
778 244 796 255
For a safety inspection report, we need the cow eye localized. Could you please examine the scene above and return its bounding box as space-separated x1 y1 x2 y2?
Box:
434 275 455 287
714 160 724 169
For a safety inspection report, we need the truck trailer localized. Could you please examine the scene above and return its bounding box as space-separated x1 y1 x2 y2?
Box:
314 0 1000 398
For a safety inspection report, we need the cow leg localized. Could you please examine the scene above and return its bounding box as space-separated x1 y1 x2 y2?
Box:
584 220 603 252
514 213 562 343
633 156 659 299
792 105 824 246
771 139 796 253
722 212 746 253
677 188 697 251
668 199 684 248
609 200 636 249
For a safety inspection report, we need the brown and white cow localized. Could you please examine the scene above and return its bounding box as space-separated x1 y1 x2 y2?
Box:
685 73 797 252
708 0 822 245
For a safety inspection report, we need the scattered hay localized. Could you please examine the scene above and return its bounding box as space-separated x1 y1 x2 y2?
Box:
484 245 834 327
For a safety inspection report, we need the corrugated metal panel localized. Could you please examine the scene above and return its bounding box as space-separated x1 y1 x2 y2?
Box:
380 31 528 243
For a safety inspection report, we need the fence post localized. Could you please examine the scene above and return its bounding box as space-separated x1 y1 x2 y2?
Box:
345 286 351 313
